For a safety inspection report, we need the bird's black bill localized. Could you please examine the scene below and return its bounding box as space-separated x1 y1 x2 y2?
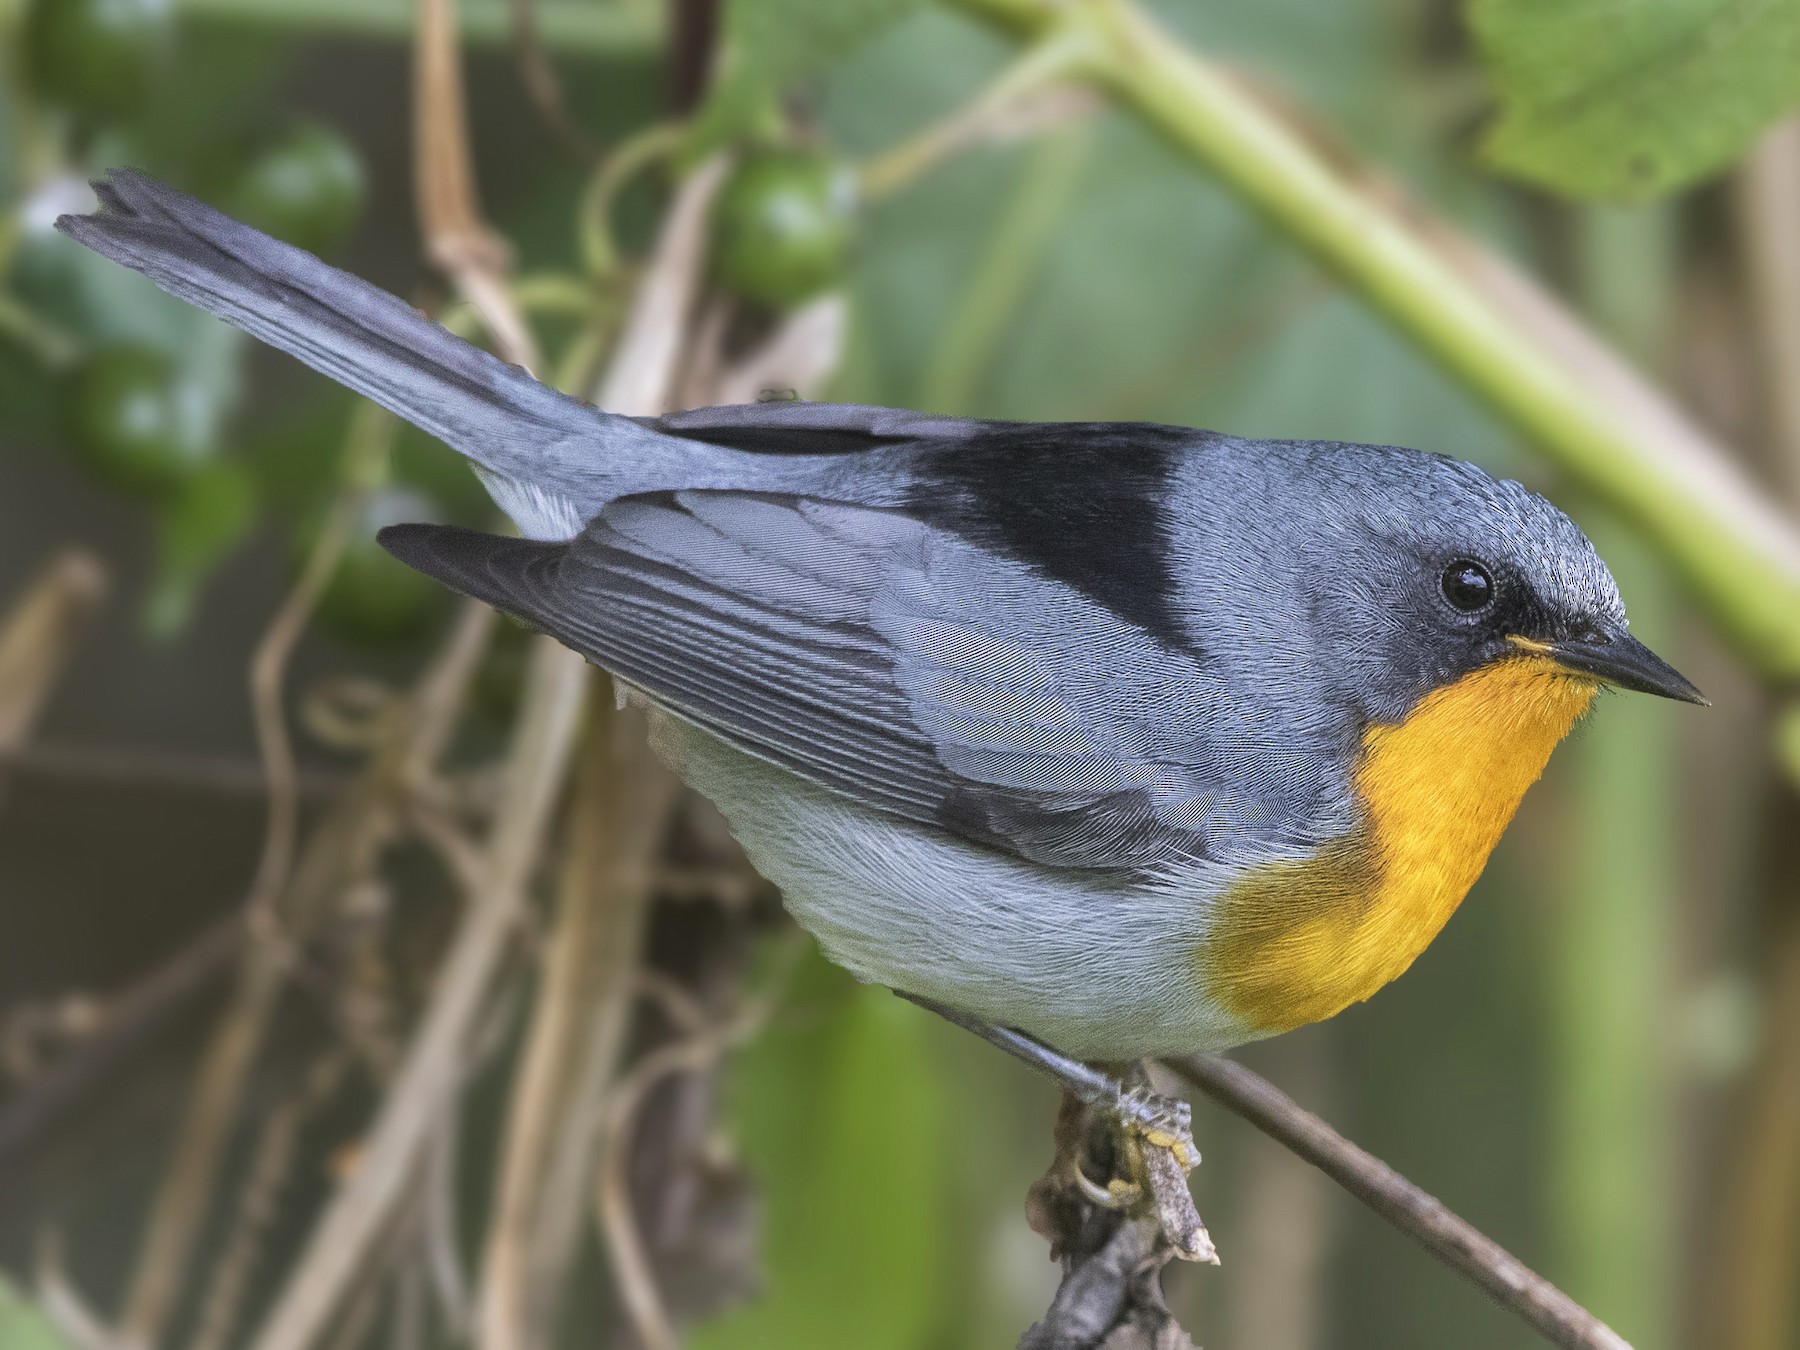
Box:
1543 632 1709 705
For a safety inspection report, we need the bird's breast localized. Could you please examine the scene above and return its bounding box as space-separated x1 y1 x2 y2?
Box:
1195 656 1596 1037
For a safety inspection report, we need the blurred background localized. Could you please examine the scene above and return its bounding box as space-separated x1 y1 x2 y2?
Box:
0 0 1797 1346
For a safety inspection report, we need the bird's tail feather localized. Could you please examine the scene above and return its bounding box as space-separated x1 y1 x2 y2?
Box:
54 169 629 493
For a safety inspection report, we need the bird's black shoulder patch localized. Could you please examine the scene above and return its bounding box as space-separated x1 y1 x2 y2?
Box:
906 422 1190 651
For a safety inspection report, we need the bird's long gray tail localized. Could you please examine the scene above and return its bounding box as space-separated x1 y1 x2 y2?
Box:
55 169 662 534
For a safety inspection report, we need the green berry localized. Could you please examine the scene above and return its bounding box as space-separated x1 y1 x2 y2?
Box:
58 344 212 497
204 122 365 256
713 149 857 310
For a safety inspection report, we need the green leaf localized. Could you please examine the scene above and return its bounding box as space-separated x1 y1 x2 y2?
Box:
694 0 922 146
1471 0 1800 201
0 1274 74 1350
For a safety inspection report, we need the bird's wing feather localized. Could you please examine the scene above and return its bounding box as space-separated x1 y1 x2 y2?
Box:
384 491 1277 870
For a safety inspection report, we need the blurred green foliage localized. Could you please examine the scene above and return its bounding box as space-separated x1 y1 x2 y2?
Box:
195 119 365 256
695 955 948 1350
23 0 174 121
695 0 921 146
0 1276 72 1350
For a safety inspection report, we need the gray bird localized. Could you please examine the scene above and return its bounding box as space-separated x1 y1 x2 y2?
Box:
57 169 1704 1151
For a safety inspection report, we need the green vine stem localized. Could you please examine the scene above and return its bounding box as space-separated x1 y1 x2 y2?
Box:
172 0 658 52
946 0 1800 679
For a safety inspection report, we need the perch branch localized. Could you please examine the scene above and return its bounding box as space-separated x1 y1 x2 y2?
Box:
1167 1054 1632 1350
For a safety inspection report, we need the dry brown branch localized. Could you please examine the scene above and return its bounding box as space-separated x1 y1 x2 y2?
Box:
594 941 797 1350
0 548 106 757
1017 1067 1210 1349
190 1051 352 1350
0 742 347 800
593 155 730 412
477 693 678 1350
1737 116 1800 501
1021 1188 1194 1350
414 0 539 370
1166 1054 1633 1350
423 1107 472 1333
1705 117 1800 1350
477 153 728 1350
0 913 240 1175
228 48 574 1341
101 595 490 1348
117 407 396 1348
246 633 585 1350
555 233 852 1347
506 0 599 162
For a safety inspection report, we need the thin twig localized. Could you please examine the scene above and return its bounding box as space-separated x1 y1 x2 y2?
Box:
477 690 675 1350
414 0 540 370
423 1110 472 1335
0 914 241 1177
237 19 584 1342
593 155 730 412
190 1051 351 1350
243 403 394 929
246 637 586 1350
857 30 1098 201
0 742 347 801
506 0 599 162
117 407 395 1347
1166 1054 1633 1350
594 942 799 1350
1705 115 1800 1350
477 154 733 1350
0 549 107 757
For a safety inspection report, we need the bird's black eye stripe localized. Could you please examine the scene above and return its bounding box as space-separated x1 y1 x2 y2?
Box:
1441 558 1494 612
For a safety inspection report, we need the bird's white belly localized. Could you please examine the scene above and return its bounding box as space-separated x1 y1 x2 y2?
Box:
651 715 1255 1058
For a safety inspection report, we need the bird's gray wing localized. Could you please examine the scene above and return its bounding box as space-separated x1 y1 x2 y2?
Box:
383 490 1300 871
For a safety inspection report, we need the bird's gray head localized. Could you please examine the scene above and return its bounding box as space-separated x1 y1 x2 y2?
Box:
1178 439 1705 728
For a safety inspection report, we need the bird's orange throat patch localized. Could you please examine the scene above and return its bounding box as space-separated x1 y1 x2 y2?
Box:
1199 656 1597 1036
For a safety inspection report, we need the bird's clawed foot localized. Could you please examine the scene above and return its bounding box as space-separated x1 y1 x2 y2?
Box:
893 993 1216 1266
1035 1068 1216 1266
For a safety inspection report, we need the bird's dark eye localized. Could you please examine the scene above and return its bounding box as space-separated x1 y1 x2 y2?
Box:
1441 559 1493 612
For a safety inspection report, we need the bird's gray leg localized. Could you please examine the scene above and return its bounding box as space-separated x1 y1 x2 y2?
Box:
896 992 1195 1171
